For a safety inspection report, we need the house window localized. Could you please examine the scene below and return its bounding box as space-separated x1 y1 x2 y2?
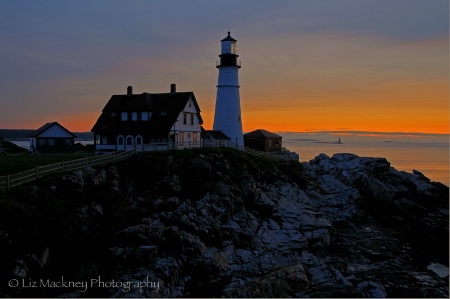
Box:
190 114 194 125
48 139 55 146
65 139 72 145
126 136 134 147
142 112 148 121
183 113 187 125
193 133 197 141
39 139 46 146
180 132 184 145
132 112 138 121
121 112 128 121
135 135 143 145
118 136 124 145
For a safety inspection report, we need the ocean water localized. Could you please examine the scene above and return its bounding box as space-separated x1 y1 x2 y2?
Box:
8 136 449 186
281 137 449 186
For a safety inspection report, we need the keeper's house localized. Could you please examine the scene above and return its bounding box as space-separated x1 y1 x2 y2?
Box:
91 84 203 152
30 122 77 153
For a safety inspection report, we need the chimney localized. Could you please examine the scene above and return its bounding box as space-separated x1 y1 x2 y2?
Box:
127 86 133 96
170 83 176 94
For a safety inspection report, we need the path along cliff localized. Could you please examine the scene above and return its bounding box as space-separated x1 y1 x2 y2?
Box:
0 148 448 297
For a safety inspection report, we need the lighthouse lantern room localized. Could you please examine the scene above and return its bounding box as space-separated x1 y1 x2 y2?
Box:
213 32 244 147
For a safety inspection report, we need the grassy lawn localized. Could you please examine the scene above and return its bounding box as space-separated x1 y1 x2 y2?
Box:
0 153 93 176
0 140 94 175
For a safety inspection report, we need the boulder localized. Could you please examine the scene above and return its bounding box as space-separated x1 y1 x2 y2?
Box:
223 264 310 297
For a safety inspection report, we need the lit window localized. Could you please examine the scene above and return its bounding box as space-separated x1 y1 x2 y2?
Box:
180 132 184 145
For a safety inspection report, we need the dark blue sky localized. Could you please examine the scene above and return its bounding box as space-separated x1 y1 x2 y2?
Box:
0 0 448 132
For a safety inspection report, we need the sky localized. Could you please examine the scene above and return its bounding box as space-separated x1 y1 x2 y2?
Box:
0 0 448 135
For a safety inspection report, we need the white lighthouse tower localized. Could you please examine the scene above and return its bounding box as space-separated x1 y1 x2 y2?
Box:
213 31 244 147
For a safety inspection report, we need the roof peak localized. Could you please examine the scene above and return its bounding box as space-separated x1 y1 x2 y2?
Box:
244 129 283 139
221 31 236 42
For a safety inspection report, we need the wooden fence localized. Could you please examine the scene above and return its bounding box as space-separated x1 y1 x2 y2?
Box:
229 142 299 161
0 151 134 191
0 140 299 191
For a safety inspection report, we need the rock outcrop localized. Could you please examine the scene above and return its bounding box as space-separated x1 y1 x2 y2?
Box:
0 149 448 297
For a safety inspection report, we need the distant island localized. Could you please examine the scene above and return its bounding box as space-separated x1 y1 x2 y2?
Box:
0 129 94 140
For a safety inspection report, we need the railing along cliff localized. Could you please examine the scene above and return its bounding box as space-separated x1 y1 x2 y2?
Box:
0 151 134 191
226 141 299 162
1 140 298 191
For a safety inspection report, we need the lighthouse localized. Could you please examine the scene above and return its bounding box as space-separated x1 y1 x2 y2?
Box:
213 31 244 147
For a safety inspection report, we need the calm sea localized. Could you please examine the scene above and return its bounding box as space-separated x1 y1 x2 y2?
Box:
9 136 450 186
281 136 449 187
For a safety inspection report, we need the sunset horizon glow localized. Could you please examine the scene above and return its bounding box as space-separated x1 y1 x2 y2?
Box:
0 1 448 136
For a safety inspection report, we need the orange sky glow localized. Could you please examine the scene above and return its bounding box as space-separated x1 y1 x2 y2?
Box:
0 1 448 136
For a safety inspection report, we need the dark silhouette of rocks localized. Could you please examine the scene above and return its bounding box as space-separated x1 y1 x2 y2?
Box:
0 149 448 297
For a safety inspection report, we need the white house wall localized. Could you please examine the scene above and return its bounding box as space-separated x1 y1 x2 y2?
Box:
37 124 74 138
171 96 202 145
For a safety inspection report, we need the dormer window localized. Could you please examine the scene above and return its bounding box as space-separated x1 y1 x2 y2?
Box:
121 112 128 121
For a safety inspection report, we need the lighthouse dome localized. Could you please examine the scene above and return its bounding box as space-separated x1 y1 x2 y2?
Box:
220 32 238 56
221 31 236 42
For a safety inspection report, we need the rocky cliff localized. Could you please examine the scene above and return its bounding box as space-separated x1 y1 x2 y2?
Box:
0 148 448 297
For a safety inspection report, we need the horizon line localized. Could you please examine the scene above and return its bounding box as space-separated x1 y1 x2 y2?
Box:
1 128 449 136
